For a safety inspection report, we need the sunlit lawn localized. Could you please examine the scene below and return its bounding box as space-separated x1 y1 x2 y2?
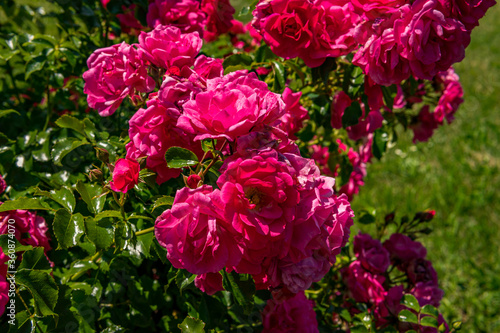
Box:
351 6 500 332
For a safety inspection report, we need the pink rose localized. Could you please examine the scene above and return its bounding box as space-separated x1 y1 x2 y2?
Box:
138 25 202 71
0 175 6 194
395 0 471 80
126 98 200 185
191 55 224 80
347 108 384 141
177 70 285 141
109 158 140 193
410 105 440 143
310 145 333 175
279 251 331 293
273 87 309 139
353 233 391 274
194 272 224 295
146 0 207 35
383 233 428 263
407 258 439 285
83 42 155 116
434 68 464 123
262 291 319 333
446 0 496 30
331 90 352 129
155 186 242 274
411 281 444 307
252 0 319 66
0 207 51 251
351 0 407 19
343 261 387 304
116 5 145 35
157 76 202 110
374 285 405 328
201 0 235 41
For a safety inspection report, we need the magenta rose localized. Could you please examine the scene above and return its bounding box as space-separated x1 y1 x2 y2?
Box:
383 233 428 263
0 175 6 194
0 207 51 251
434 69 464 123
446 0 497 30
116 5 144 35
138 25 202 71
395 0 471 80
353 233 391 274
411 281 444 307
252 0 319 66
201 0 235 42
310 144 333 175
109 158 140 193
177 70 285 142
407 258 439 285
374 285 405 328
194 272 224 295
83 42 155 116
331 90 352 129
262 291 319 333
279 251 331 293
273 87 309 140
351 0 407 19
146 0 207 35
343 261 387 304
410 105 440 142
155 186 242 274
191 55 224 80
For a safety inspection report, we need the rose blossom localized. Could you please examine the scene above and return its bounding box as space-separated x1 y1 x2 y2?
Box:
191 55 224 80
194 272 224 295
116 4 144 35
383 233 427 263
0 207 51 251
262 291 319 333
395 0 471 80
0 175 6 194
353 233 391 274
273 87 309 139
351 0 407 19
109 158 140 193
343 261 387 304
83 42 155 116
177 70 285 141
201 0 235 42
410 105 440 142
146 0 207 35
310 145 333 175
252 0 319 66
446 0 497 30
138 25 202 71
411 281 444 307
155 186 242 274
331 90 352 129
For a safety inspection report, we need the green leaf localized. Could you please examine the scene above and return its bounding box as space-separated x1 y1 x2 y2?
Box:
15 310 34 333
420 316 439 328
32 34 58 47
373 129 389 160
55 115 86 135
51 137 89 166
0 109 20 119
176 270 196 294
84 218 114 251
0 235 33 254
342 101 363 127
178 317 206 333
0 197 53 213
398 309 419 324
165 147 199 169
272 61 286 92
222 271 255 315
94 210 123 221
255 45 276 62
16 270 59 317
76 180 106 214
152 196 174 211
222 53 253 70
34 187 76 212
0 49 19 61
382 85 397 111
402 294 420 312
25 55 46 80
420 304 439 318
19 247 51 271
60 47 77 67
53 209 85 249
358 211 376 225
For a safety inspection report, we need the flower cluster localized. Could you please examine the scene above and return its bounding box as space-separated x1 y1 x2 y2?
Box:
342 232 447 331
252 0 494 86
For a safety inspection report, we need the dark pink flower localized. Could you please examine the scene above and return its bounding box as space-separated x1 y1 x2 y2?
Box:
411 281 444 307
0 207 51 252
446 0 496 30
383 233 427 263
434 68 464 123
407 258 439 285
273 87 309 139
279 251 331 293
343 261 387 304
177 70 285 141
110 158 140 193
147 0 207 35
410 105 440 142
201 0 235 41
83 42 155 116
353 233 391 274
191 55 224 80
374 285 405 328
351 0 407 19
262 291 319 333
194 272 224 295
310 145 333 175
331 90 352 129
155 186 242 274
395 0 471 80
252 0 320 66
347 108 384 141
0 175 6 194
116 5 145 35
138 25 202 70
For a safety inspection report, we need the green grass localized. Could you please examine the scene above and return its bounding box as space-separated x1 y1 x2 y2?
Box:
351 6 500 332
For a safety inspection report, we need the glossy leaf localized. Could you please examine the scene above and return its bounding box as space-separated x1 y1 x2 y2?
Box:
0 197 53 213
19 247 51 271
398 309 419 324
53 209 85 249
178 317 205 333
402 294 420 312
165 147 198 169
16 269 59 317
51 137 89 166
76 180 106 214
420 316 439 328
